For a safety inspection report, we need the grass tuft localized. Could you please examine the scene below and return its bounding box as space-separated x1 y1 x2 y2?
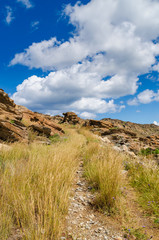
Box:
82 130 125 214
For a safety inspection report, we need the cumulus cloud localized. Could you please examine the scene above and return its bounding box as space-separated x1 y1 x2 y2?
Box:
10 0 159 116
17 0 33 9
5 6 14 25
80 112 96 119
128 89 159 105
153 121 159 126
11 0 159 72
12 63 125 116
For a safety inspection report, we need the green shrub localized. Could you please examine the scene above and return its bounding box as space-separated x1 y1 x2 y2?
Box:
49 134 60 143
139 148 159 156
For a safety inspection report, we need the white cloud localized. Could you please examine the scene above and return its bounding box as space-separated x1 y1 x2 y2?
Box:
31 21 39 31
11 0 159 73
153 121 159 126
17 0 33 9
128 89 159 105
127 98 139 106
12 64 125 116
80 112 96 119
5 6 14 25
70 98 121 114
10 0 159 116
137 89 155 104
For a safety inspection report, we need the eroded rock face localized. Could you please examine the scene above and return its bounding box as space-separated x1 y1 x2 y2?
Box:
62 112 82 125
52 115 64 124
0 89 64 143
0 89 27 142
16 105 64 136
0 89 23 122
84 118 159 155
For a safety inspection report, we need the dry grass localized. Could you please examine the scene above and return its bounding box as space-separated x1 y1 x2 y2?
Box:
0 130 85 240
125 158 159 219
81 130 125 214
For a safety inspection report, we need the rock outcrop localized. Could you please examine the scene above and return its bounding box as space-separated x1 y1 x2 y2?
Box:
1 88 159 156
0 89 64 143
0 89 27 142
83 118 159 155
17 105 64 136
62 112 82 125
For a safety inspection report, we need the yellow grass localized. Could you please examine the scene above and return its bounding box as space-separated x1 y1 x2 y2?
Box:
0 130 85 240
81 129 125 214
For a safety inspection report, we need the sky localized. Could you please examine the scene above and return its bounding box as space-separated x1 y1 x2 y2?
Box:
1 0 159 124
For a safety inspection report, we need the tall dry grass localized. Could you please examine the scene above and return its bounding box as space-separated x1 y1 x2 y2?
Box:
126 158 159 218
0 130 85 240
81 130 125 214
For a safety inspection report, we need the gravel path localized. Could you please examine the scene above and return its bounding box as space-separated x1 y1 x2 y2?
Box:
61 160 123 240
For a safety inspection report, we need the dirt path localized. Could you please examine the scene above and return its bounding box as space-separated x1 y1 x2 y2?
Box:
61 159 123 240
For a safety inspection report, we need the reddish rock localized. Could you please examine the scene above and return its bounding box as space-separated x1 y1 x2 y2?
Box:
0 89 64 143
17 105 64 136
62 112 82 125
52 115 64 123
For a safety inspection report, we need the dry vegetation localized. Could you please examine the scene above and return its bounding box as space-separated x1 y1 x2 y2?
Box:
0 130 85 240
80 129 125 214
126 158 159 224
0 127 159 239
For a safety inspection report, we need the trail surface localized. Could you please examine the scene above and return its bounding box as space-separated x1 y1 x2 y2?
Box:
62 158 122 240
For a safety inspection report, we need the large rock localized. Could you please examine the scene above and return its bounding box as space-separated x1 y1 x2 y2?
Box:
83 119 113 129
0 89 27 142
62 112 82 125
0 89 23 122
28 125 51 137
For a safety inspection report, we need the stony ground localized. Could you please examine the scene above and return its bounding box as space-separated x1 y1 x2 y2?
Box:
61 160 123 240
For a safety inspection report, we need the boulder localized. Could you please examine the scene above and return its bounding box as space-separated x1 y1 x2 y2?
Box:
62 112 82 125
28 125 51 137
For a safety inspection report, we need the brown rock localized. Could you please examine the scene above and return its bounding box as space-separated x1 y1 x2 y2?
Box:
0 89 64 143
17 105 64 136
52 115 64 123
62 112 82 125
28 125 51 137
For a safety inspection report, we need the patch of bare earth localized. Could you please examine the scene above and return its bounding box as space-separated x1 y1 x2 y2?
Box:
122 185 159 240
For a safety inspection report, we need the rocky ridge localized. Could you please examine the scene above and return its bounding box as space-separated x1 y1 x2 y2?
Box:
53 111 159 157
0 89 64 143
1 88 159 157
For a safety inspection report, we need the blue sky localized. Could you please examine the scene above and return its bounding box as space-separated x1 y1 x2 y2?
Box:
1 0 159 124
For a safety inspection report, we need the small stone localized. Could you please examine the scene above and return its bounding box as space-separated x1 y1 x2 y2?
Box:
104 236 108 240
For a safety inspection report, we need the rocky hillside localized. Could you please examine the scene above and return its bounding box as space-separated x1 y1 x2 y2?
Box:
0 89 64 143
1 89 159 156
54 111 159 156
